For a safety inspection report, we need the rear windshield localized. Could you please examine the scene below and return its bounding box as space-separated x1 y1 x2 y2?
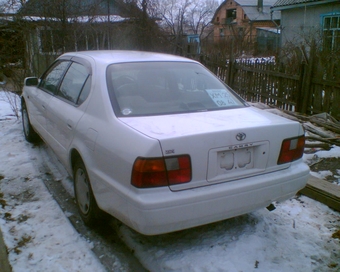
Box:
106 61 246 117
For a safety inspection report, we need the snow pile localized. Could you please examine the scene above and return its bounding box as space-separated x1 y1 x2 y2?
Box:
0 91 20 119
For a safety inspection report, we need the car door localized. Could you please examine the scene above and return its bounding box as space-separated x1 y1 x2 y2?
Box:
28 60 71 141
44 59 92 166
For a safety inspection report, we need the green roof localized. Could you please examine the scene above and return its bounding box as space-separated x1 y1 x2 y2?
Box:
273 0 339 8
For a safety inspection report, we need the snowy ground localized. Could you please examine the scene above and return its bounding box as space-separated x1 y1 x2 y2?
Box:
0 90 339 272
0 91 107 271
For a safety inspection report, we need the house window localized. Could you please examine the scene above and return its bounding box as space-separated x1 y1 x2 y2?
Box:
322 14 340 51
226 9 236 24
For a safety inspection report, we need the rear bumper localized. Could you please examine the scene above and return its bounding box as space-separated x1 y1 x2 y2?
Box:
124 161 309 235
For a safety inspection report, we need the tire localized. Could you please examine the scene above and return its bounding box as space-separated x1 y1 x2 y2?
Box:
22 102 40 143
73 158 103 226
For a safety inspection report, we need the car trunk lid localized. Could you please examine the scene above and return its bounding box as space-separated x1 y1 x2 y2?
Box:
119 107 302 191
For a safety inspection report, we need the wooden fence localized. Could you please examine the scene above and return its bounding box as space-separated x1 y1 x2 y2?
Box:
205 53 340 120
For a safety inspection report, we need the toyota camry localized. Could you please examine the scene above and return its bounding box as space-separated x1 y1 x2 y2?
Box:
21 51 309 235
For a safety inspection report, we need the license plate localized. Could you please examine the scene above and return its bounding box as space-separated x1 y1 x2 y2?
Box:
219 147 254 171
207 141 269 182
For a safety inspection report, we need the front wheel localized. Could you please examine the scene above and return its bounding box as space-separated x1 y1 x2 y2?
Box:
22 102 40 143
73 158 103 226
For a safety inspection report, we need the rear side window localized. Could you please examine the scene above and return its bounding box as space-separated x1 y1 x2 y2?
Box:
58 62 90 104
40 61 70 94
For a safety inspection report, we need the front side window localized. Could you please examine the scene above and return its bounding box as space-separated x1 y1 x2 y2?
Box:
107 62 245 117
58 62 90 104
39 61 70 94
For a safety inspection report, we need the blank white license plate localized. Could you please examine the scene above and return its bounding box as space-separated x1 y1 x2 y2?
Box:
219 147 254 171
207 141 269 183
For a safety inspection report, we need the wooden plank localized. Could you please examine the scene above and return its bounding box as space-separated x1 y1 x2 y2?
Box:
332 88 340 120
312 85 323 113
312 78 340 88
300 176 340 212
323 85 331 113
234 64 300 80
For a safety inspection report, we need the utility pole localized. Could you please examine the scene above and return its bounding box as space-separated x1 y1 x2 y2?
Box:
141 0 148 50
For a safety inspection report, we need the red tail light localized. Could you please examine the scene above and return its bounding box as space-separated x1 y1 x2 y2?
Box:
131 155 192 188
277 135 305 164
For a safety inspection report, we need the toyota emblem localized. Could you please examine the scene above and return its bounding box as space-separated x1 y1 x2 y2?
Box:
236 132 246 141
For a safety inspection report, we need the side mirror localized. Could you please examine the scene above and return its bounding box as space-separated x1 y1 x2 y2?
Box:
24 77 39 86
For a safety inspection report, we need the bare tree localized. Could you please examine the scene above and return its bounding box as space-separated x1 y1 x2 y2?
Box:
148 0 218 54
157 0 192 38
122 0 166 51
186 0 218 38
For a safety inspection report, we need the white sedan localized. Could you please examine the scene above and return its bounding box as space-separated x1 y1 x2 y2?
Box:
21 51 309 235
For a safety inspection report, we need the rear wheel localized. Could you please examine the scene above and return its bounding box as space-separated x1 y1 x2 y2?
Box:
73 158 102 226
22 102 40 143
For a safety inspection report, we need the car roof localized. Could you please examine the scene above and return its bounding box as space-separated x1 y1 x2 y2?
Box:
61 50 197 65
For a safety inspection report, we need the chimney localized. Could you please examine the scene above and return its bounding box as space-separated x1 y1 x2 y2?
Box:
258 0 263 12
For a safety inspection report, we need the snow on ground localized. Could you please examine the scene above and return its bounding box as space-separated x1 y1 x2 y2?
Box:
304 144 340 184
0 91 106 271
0 90 340 272
304 146 340 160
119 197 339 272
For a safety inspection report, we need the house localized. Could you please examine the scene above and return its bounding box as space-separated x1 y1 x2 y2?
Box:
256 27 280 53
271 0 340 52
16 0 154 74
211 0 280 47
0 0 24 67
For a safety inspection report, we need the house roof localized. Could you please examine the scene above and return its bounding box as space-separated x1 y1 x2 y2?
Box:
19 0 140 18
274 0 318 5
235 0 277 5
20 15 128 24
256 26 281 34
243 6 280 21
272 0 339 9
